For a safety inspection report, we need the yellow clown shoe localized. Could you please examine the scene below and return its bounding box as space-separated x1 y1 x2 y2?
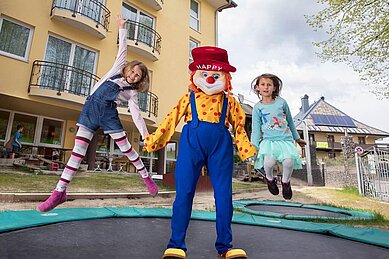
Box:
219 248 248 259
162 248 186 259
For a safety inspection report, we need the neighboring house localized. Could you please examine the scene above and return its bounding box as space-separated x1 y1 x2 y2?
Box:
0 0 237 176
293 95 389 161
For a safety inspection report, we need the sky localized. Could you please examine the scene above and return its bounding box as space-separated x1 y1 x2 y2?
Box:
217 0 389 141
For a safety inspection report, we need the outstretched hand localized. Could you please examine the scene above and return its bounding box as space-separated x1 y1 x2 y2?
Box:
117 15 127 29
296 138 307 147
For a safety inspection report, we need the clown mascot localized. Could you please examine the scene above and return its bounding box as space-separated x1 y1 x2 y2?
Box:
145 46 256 259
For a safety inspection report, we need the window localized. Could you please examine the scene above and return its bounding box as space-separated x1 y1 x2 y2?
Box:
358 136 366 144
139 150 158 174
12 113 38 144
189 38 199 64
95 130 110 153
327 135 334 143
41 35 97 96
0 17 33 61
190 0 200 31
328 152 336 159
0 110 10 141
166 142 177 174
122 3 155 47
309 134 315 142
40 118 64 146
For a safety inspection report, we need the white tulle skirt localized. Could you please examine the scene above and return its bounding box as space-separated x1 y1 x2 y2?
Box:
254 139 302 170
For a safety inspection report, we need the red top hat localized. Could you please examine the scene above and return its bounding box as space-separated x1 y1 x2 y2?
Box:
189 46 236 72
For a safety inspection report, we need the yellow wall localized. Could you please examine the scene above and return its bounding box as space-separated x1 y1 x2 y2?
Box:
0 0 224 148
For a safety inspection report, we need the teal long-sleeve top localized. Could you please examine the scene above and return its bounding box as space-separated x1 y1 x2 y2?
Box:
251 97 300 150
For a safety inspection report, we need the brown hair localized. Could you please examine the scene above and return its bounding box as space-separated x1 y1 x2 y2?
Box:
188 71 233 97
251 73 283 99
121 60 150 93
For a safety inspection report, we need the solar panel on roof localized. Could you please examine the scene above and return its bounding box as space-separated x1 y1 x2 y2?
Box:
311 114 356 127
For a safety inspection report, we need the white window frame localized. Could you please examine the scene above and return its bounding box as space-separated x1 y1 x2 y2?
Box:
189 38 199 64
164 142 177 175
0 108 66 149
0 16 34 62
122 3 156 43
190 0 200 31
43 34 98 93
37 116 66 148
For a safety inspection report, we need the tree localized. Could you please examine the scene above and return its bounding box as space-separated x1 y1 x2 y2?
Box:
306 0 389 99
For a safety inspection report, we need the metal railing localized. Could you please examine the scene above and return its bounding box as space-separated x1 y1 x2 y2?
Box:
51 0 111 31
29 60 100 97
125 20 162 54
356 146 389 202
29 60 158 117
118 91 158 118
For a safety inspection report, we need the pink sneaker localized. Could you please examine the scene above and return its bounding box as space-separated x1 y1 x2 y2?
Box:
36 190 67 212
143 176 158 196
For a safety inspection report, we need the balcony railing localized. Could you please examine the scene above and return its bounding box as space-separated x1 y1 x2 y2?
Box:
29 60 100 97
118 92 159 118
29 60 158 117
51 0 110 31
125 20 161 55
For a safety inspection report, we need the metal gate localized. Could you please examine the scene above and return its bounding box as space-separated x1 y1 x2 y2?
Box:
356 147 389 202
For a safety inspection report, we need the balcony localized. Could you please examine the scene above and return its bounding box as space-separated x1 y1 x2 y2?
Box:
50 0 111 39
28 60 158 121
125 20 161 61
140 0 163 11
314 141 375 151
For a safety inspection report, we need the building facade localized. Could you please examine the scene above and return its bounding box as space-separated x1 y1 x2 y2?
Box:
0 0 237 175
294 95 389 162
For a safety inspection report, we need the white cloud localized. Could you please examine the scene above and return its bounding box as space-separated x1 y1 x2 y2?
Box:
218 0 389 135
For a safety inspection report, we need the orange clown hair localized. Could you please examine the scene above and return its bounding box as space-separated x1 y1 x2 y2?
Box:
188 71 233 97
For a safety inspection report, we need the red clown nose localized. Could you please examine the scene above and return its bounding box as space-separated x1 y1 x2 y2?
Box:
206 76 215 84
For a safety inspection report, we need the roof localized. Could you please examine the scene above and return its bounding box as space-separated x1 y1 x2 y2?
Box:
293 97 389 138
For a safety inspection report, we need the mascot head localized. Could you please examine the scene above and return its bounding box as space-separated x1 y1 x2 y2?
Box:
188 46 236 96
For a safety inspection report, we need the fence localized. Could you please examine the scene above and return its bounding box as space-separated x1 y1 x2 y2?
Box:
356 147 389 202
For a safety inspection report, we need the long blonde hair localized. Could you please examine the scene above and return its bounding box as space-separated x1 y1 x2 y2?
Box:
121 60 150 93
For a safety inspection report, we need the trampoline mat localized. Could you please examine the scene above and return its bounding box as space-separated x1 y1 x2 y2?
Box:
1 218 388 259
246 204 350 218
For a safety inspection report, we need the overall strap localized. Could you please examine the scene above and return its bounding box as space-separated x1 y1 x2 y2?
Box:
110 74 122 80
189 91 199 128
218 93 228 128
121 85 137 91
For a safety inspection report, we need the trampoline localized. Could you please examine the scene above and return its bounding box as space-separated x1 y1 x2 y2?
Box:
233 200 375 220
1 207 388 258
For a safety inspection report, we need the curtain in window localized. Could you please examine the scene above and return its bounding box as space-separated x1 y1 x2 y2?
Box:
41 36 71 91
138 12 153 47
122 3 137 40
122 3 154 46
70 46 96 96
0 19 30 58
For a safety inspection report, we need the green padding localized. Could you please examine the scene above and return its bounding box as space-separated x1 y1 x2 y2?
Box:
0 207 388 249
0 208 115 232
233 200 375 220
231 213 389 248
107 207 173 218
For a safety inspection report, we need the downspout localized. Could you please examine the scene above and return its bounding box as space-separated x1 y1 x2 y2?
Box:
215 0 237 46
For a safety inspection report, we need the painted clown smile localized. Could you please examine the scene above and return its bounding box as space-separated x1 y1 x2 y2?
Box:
195 77 225 95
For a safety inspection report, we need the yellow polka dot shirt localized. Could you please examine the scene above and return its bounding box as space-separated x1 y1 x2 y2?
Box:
145 91 256 161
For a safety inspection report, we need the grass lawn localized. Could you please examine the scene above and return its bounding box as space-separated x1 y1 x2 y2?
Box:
0 169 265 193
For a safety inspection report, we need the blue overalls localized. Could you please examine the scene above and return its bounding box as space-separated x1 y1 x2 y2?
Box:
167 91 234 255
77 75 135 134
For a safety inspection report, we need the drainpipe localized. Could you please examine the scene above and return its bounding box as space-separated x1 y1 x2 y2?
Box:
215 0 237 46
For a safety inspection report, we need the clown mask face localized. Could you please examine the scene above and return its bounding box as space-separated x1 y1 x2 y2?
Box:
193 70 226 95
